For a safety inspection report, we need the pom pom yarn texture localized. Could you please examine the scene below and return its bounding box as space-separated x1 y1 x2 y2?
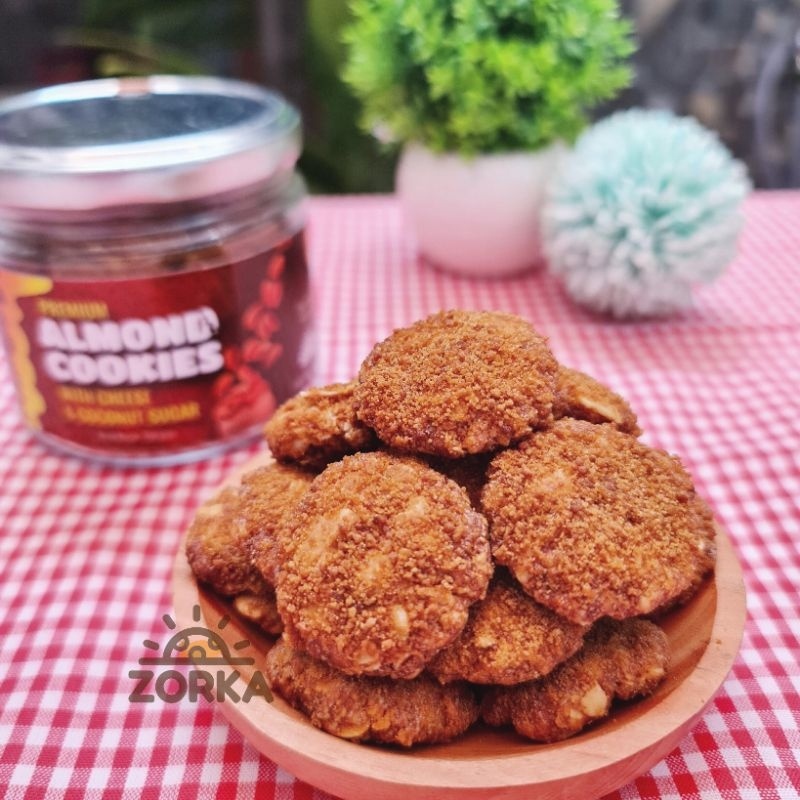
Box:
543 110 751 318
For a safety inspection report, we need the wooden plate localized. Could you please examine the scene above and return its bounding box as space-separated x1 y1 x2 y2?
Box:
172 452 746 800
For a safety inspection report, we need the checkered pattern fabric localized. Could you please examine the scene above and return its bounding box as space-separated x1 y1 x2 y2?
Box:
1 193 799 800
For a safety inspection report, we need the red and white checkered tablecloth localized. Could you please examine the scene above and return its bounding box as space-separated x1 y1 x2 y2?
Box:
1 192 799 800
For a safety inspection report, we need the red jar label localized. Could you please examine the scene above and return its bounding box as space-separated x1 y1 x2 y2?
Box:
0 232 312 459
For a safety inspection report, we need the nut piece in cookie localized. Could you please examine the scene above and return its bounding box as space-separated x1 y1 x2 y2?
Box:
186 486 269 598
277 451 492 679
233 592 283 636
554 366 641 435
483 419 716 625
355 310 558 457
264 382 377 469
428 570 587 685
482 618 669 742
242 463 315 588
265 637 479 747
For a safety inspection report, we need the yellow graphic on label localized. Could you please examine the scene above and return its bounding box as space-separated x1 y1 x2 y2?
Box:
0 271 52 428
35 298 109 320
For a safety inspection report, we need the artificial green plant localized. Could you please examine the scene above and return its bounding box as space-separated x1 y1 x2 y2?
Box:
343 0 634 155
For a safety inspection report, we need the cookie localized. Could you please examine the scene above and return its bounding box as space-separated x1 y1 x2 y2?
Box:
265 637 479 746
355 310 558 457
277 451 492 678
483 419 716 624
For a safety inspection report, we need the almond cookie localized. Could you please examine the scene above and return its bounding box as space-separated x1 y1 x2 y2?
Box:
553 366 641 435
355 310 558 457
428 570 587 685
242 462 315 588
265 637 478 746
185 486 269 597
482 618 669 742
483 419 716 625
264 382 377 469
277 451 492 679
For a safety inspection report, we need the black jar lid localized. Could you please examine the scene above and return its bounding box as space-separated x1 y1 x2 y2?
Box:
0 75 301 212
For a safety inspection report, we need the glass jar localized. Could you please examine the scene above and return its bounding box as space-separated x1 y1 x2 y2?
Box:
0 76 313 465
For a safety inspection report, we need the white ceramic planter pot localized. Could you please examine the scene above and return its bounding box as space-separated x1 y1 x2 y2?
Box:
396 142 566 278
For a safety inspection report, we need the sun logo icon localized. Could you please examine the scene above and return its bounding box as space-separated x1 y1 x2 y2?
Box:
129 604 272 704
140 605 253 666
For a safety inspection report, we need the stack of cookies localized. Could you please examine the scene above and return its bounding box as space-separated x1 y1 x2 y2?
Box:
186 310 716 747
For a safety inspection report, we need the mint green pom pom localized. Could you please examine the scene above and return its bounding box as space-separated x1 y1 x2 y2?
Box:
543 109 751 318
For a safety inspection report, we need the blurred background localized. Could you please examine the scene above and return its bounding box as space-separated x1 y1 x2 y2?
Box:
1 0 799 192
